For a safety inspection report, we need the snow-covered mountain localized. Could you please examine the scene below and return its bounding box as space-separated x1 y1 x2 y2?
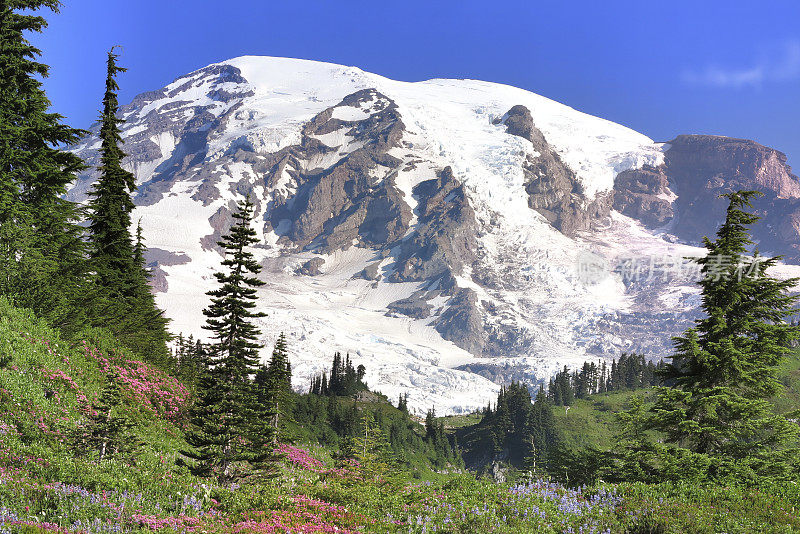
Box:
69 56 800 414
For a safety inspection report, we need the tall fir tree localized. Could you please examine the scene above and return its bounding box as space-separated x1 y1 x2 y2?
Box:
87 48 136 296
632 191 800 482
183 196 270 482
202 195 266 381
524 386 558 474
0 1 91 331
86 50 170 364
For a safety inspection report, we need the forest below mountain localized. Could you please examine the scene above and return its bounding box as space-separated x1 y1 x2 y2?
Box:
3 2 800 533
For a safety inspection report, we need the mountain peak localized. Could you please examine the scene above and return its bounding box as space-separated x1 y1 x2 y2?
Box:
68 58 800 414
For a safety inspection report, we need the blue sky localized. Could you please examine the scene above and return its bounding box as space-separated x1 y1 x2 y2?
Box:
34 0 800 167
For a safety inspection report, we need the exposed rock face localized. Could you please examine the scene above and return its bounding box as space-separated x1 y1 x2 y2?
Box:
666 135 800 257
386 291 433 319
667 135 800 200
383 167 484 354
504 105 612 236
68 64 254 207
217 89 486 355
264 89 412 253
435 288 484 355
142 248 191 293
354 262 382 281
614 135 800 259
612 165 674 228
390 167 477 284
298 257 325 276
200 204 235 253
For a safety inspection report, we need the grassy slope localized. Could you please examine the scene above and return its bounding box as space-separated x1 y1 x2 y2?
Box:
552 349 800 452
774 349 800 414
2 299 800 533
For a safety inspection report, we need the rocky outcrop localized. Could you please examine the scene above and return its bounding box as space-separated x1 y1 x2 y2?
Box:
612 164 674 228
200 204 234 253
386 292 433 319
384 166 485 354
251 92 487 355
142 248 191 293
667 135 800 199
434 288 484 355
613 135 800 259
298 257 325 276
504 105 612 236
389 167 477 283
354 262 382 281
665 136 800 256
264 89 413 253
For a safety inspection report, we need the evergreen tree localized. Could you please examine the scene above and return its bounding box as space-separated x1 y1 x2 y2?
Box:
87 48 136 298
73 372 135 462
176 334 205 386
181 353 229 479
129 219 171 363
424 408 444 449
329 352 342 394
320 372 328 395
524 386 558 473
397 393 409 413
549 366 574 406
255 333 293 444
86 50 169 363
202 195 266 376
635 191 800 481
183 196 269 482
342 410 395 481
0 1 91 332
310 352 368 396
467 382 560 471
599 361 608 393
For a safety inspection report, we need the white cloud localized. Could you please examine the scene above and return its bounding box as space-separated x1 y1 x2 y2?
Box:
682 39 800 88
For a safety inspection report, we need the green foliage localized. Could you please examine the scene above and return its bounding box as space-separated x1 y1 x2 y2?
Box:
459 382 559 474
549 353 664 406
0 294 190 468
183 195 273 483
341 411 396 481
201 195 266 373
85 50 170 365
128 219 172 363
309 351 368 396
611 191 800 484
86 49 137 294
248 334 294 480
290 389 458 472
0 0 93 334
3 297 800 532
173 333 206 386
254 333 293 444
0 4 168 360
3 11 800 525
71 372 138 462
423 408 461 469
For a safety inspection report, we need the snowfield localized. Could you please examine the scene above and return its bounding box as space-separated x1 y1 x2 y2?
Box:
72 56 745 414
